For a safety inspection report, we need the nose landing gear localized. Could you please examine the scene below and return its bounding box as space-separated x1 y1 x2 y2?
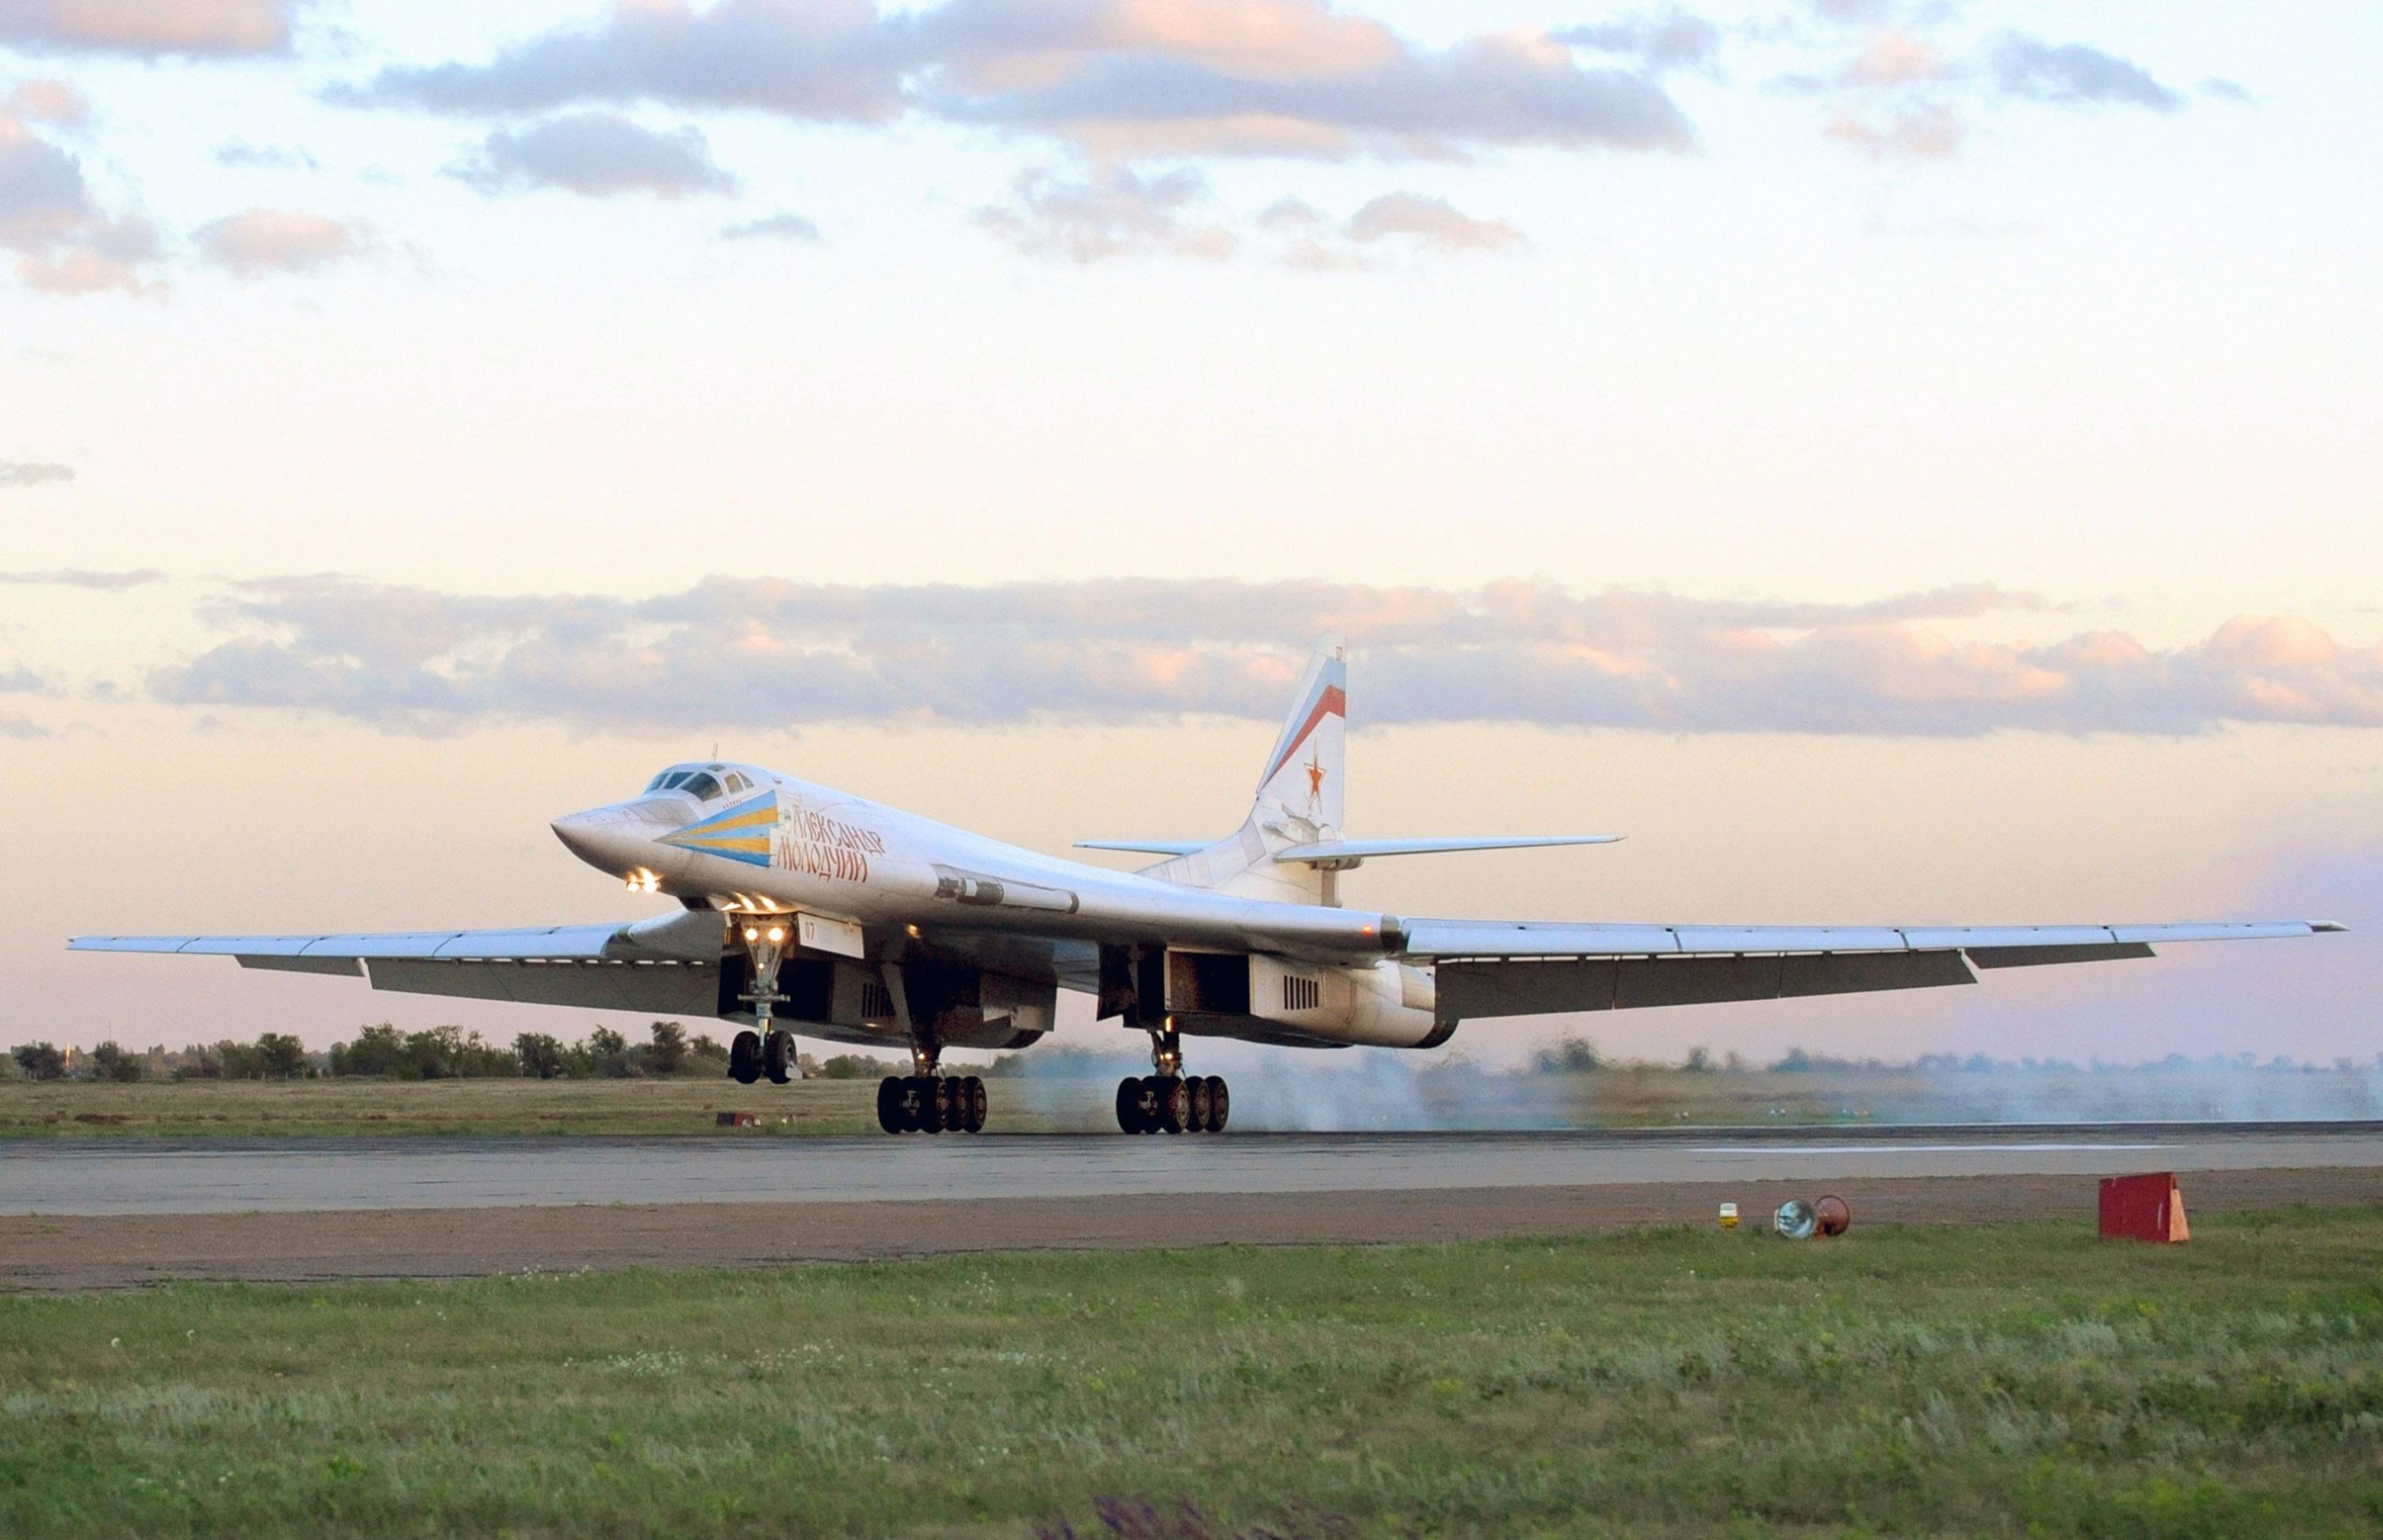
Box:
1114 1021 1230 1135
728 915 796 1086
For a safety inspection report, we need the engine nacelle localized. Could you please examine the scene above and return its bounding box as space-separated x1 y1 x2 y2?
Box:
1165 950 1448 1048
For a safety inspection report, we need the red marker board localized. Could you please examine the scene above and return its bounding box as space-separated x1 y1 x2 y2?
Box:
2099 1171 2190 1243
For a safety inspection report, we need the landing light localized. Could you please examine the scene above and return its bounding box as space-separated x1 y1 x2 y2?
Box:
742 926 759 943
767 926 786 944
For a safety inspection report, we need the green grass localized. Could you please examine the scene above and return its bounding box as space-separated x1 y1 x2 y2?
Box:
6 1210 2382 1538
0 1075 898 1139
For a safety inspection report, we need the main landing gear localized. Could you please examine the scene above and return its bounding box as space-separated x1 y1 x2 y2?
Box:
876 1073 988 1135
876 1040 989 1135
727 915 795 1086
1114 1021 1230 1135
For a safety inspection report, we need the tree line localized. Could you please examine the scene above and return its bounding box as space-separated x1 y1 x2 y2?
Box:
7 1022 728 1083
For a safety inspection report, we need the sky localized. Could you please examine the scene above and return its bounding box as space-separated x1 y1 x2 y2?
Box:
2 0 2378 1067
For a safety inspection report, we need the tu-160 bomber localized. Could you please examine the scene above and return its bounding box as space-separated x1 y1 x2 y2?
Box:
73 643 2343 1136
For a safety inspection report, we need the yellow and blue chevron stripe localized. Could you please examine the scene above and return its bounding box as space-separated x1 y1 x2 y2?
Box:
659 791 776 867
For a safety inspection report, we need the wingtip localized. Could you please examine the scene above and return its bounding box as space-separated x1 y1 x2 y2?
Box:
2314 920 2350 933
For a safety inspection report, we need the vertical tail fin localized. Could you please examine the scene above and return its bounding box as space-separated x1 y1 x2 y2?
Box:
1253 638 1346 838
1134 638 1346 905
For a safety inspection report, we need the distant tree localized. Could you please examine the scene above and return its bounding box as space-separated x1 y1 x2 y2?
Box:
12 1042 67 1081
1682 1046 1713 1074
217 1039 266 1079
1531 1036 1601 1075
817 1054 902 1080
688 1033 725 1063
645 1021 689 1076
90 1040 145 1083
457 1031 518 1078
330 1024 407 1078
581 1026 638 1079
515 1032 567 1080
172 1043 222 1080
257 1033 311 1080
1772 1047 1816 1074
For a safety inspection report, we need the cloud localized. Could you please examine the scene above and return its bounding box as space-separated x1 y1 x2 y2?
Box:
1991 34 2184 113
0 663 53 693
6 78 86 124
2197 75 2253 106
1343 191 1520 253
137 574 2383 738
214 138 320 170
448 114 739 198
0 0 298 54
1825 104 1960 159
0 708 50 739
976 176 1519 266
0 566 165 588
0 458 73 487
720 210 822 241
343 1 1695 163
1842 30 1938 87
974 164 1234 262
1553 10 1721 76
0 102 164 295
194 207 377 276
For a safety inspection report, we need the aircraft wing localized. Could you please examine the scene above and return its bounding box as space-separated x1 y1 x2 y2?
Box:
68 912 736 1013
1400 918 2346 1018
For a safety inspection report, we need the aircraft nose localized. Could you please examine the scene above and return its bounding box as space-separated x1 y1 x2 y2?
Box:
550 809 610 863
551 805 659 874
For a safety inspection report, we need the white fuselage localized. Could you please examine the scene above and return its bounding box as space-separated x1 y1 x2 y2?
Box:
550 763 1443 1048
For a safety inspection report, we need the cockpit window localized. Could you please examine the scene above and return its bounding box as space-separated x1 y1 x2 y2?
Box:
660 770 692 789
644 773 668 791
724 772 751 793
679 772 723 801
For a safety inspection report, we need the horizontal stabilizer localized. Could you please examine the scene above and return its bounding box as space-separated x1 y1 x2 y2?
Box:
1074 839 1209 857
1274 835 1621 864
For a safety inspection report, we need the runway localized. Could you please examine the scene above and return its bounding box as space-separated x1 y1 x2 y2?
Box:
8 1123 2382 1217
6 1124 2380 1291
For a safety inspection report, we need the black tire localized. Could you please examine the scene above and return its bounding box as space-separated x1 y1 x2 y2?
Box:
964 1077 988 1133
1115 1076 1145 1135
1187 1075 1214 1134
728 1030 763 1085
876 1076 906 1135
917 1075 943 1134
1157 1076 1190 1135
1208 1076 1230 1133
763 1032 791 1086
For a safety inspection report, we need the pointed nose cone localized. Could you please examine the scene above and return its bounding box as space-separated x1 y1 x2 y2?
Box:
552 808 638 874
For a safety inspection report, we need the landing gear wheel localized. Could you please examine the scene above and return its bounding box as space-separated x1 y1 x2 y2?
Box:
763 1032 792 1086
962 1077 989 1133
1155 1076 1190 1135
917 1075 944 1134
876 1076 905 1135
728 1030 762 1085
1187 1075 1214 1134
1115 1077 1147 1135
1207 1076 1230 1133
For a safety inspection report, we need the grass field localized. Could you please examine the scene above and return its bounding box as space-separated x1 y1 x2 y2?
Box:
4 1210 2380 1538
10 1059 2376 1140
